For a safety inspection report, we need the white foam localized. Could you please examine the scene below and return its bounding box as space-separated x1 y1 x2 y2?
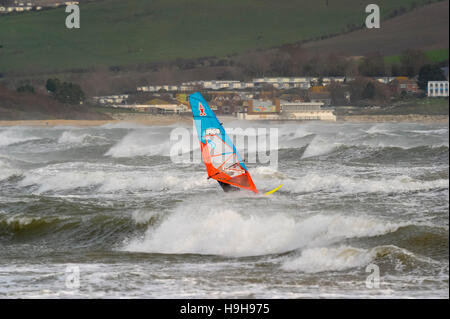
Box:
283 173 449 194
407 128 449 135
57 131 90 144
4 216 35 227
0 159 20 181
281 246 375 272
280 245 440 273
105 130 171 157
124 207 401 257
366 124 398 135
131 210 161 225
0 128 39 147
18 162 208 193
302 137 340 158
97 172 208 193
251 166 285 179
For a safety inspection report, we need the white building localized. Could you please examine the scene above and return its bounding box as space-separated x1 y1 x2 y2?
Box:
373 77 396 84
280 101 336 121
1 4 43 13
240 100 336 121
137 80 256 92
183 80 245 90
427 81 449 97
322 77 345 85
137 84 193 92
92 95 129 105
252 77 328 89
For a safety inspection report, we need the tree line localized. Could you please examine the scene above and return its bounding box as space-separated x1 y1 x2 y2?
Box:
46 79 85 104
14 78 85 105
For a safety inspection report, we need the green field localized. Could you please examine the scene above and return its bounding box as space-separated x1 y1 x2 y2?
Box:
385 49 450 64
336 98 449 116
387 98 449 115
0 0 438 72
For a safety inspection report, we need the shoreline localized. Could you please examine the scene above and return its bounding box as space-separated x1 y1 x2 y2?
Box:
337 114 449 124
0 114 192 127
0 114 448 126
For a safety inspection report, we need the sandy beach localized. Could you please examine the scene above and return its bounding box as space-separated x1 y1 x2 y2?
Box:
338 114 449 123
0 113 448 126
0 114 192 127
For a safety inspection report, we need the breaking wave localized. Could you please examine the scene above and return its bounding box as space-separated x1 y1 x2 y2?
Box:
123 207 403 257
0 158 20 181
18 162 208 193
105 130 172 157
280 244 445 273
281 246 376 272
280 173 448 194
302 137 341 158
58 131 91 144
0 128 40 147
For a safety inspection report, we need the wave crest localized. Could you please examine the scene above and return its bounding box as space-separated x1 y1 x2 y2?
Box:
123 207 402 257
281 245 441 273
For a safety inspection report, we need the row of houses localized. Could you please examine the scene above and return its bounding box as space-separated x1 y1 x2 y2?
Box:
0 5 42 12
0 1 78 13
388 78 449 97
97 80 450 120
94 96 336 121
102 78 448 112
136 76 432 94
240 99 336 121
137 84 193 93
91 95 129 105
136 77 348 93
212 98 337 121
91 94 189 114
103 77 449 117
184 80 255 90
127 98 189 114
136 81 255 93
252 76 346 89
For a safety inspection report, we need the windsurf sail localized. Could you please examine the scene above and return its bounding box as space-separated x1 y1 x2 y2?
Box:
189 92 258 193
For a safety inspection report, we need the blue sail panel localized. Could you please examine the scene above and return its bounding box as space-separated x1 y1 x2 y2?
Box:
189 92 247 171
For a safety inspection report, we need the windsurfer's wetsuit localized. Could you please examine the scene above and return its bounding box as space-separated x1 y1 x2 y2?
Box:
218 181 240 192
208 172 240 192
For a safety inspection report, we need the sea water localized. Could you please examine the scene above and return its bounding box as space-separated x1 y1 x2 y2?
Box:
0 121 448 298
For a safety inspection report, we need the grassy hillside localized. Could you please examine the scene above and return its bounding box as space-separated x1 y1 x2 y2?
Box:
336 98 449 116
385 49 449 64
0 0 440 73
303 0 449 56
0 85 112 120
